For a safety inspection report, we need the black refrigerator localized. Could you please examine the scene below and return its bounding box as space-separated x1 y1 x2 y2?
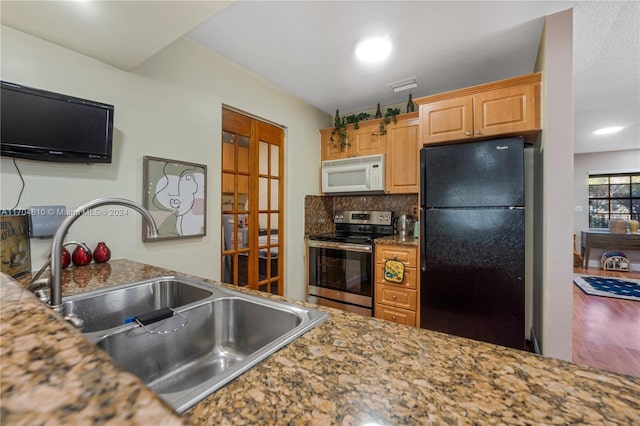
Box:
419 137 525 350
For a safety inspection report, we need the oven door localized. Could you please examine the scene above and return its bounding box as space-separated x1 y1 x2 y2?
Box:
307 240 373 308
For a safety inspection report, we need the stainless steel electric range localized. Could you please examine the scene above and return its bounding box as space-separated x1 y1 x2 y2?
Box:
307 210 394 316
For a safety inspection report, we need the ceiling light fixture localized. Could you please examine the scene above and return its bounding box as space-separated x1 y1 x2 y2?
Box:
594 126 624 135
355 36 392 63
387 78 418 93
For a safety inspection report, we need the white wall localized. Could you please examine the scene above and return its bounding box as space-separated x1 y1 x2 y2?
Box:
0 26 330 300
574 149 640 269
533 9 574 361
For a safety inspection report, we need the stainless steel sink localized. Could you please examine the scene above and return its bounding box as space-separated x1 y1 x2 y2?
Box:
70 276 328 413
63 276 214 333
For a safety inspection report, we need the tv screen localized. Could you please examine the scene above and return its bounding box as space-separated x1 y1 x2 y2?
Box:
1 81 114 163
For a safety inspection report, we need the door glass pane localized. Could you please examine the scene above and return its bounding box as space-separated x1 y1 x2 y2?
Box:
270 213 279 232
237 194 248 213
222 194 235 213
238 135 250 146
259 141 269 175
222 131 236 144
269 249 278 278
270 145 279 177
222 173 235 194
222 135 236 172
259 177 268 210
238 175 249 196
222 214 235 251
222 254 234 284
259 213 268 232
270 179 279 210
237 252 248 286
237 146 249 174
258 215 269 249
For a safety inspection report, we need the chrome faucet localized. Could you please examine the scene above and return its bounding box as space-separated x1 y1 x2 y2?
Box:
48 198 159 313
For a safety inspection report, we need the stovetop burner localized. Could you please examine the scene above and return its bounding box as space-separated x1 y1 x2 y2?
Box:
308 210 395 245
308 232 386 245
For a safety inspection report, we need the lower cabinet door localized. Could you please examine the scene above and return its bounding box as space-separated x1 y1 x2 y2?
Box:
375 305 416 326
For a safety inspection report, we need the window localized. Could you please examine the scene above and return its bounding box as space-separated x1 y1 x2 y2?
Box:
588 173 640 228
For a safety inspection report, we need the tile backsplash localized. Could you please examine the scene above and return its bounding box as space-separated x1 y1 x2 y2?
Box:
304 194 418 236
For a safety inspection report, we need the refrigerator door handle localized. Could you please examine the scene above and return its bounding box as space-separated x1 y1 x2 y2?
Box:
420 207 427 272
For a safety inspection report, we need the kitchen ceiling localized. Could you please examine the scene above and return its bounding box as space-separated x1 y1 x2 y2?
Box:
1 1 638 154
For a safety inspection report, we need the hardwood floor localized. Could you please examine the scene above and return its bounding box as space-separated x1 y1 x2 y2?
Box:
572 266 640 377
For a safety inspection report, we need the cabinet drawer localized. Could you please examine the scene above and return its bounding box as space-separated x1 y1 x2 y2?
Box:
375 285 417 310
375 264 417 290
375 305 416 326
622 235 640 250
375 245 417 268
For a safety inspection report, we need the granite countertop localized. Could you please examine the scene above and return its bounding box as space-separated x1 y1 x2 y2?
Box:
375 235 419 247
2 260 639 425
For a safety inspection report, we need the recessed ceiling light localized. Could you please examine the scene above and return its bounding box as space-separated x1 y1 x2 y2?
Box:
594 126 624 135
355 36 392 63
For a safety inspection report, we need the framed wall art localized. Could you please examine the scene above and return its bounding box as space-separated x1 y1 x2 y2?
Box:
1 210 31 278
142 156 207 241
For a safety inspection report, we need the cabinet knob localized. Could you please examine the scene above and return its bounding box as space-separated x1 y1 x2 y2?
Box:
391 315 397 321
392 295 397 300
336 292 340 297
476 130 481 135
465 131 471 136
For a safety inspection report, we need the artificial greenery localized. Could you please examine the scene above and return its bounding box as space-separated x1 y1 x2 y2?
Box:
373 108 401 136
330 112 373 151
329 107 402 151
330 114 348 151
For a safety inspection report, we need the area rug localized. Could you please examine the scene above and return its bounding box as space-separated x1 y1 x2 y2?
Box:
573 275 640 302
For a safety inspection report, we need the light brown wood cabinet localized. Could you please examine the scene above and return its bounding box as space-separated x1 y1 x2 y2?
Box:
351 123 386 157
374 244 419 327
321 123 386 161
416 73 541 145
320 128 352 161
320 112 420 194
385 116 419 194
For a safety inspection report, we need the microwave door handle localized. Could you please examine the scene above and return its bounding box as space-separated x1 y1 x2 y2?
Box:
365 166 371 189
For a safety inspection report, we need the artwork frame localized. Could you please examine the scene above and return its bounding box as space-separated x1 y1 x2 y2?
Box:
142 156 207 241
1 210 31 278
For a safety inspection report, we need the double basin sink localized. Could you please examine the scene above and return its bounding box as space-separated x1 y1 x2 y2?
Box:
63 276 328 413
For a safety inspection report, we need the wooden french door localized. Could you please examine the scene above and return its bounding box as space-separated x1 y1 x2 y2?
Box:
221 108 284 295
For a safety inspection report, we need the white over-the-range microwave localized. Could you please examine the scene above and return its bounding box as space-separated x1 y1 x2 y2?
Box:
321 154 385 194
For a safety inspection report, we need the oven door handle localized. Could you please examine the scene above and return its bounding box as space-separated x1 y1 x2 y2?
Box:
308 240 372 253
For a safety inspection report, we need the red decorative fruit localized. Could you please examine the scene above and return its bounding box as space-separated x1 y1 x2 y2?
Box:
93 242 111 263
61 248 71 269
72 244 92 266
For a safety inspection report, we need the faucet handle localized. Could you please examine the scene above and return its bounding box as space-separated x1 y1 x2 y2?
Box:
27 278 51 304
63 313 84 329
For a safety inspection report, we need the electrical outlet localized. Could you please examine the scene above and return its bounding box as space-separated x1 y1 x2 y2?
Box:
411 204 418 218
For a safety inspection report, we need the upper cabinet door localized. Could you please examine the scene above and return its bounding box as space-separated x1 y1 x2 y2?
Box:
419 96 473 144
321 128 350 161
386 119 419 194
473 84 540 138
351 123 386 157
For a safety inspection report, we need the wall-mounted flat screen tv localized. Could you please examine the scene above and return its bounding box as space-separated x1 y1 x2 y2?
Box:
1 81 114 163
